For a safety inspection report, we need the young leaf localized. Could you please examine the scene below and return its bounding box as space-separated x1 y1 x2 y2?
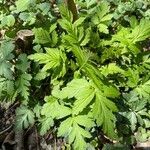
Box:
41 96 71 119
0 40 15 79
135 80 150 98
16 73 32 100
40 117 54 136
33 28 51 44
93 92 118 138
60 79 92 99
58 116 93 150
15 105 35 130
130 19 150 43
28 48 62 72
15 0 31 12
16 54 30 73
100 63 124 76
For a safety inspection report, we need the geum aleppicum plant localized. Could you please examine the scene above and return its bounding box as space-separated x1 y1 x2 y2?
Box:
18 1 150 150
28 3 120 149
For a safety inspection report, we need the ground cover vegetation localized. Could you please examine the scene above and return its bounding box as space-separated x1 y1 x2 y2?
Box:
0 0 150 149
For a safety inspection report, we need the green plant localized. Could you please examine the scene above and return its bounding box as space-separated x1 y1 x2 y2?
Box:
0 0 150 149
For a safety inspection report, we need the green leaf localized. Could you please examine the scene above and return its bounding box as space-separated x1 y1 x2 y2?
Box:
0 61 13 79
0 78 6 97
98 23 109 34
97 2 110 20
135 80 150 98
130 19 150 43
58 19 72 33
28 48 62 72
60 78 118 138
58 116 93 150
126 112 137 131
103 85 120 98
93 92 118 138
1 15 15 27
71 80 95 113
73 115 94 128
101 14 113 22
0 40 15 60
16 73 32 100
125 68 139 88
16 54 30 73
80 28 90 46
129 16 138 28
15 105 35 130
70 123 91 150
74 17 85 27
6 80 14 96
33 28 51 44
0 40 15 79
0 78 14 98
57 117 73 137
60 79 92 99
91 1 112 34
15 0 30 12
40 117 54 135
41 96 71 119
100 63 124 76
72 90 95 115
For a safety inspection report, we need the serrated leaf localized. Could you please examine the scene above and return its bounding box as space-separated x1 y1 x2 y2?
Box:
15 0 30 12
70 123 91 150
28 48 62 72
41 96 71 119
100 63 124 76
1 15 15 27
74 17 85 27
125 68 139 88
15 105 35 130
6 80 14 96
101 14 113 22
127 112 137 131
33 28 51 44
93 92 117 138
135 80 150 98
40 117 54 135
72 87 95 115
0 40 15 79
98 23 109 34
33 104 41 118
129 16 138 28
60 79 92 99
16 73 32 100
0 78 15 98
80 28 90 46
103 85 120 98
57 117 73 137
0 61 13 79
58 19 72 33
58 116 92 150
74 115 94 128
130 19 150 43
16 54 30 73
0 78 6 97
0 40 15 59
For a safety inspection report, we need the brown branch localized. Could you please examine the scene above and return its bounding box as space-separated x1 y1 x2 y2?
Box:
64 0 78 22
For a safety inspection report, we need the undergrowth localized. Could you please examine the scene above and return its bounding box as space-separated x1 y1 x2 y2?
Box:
0 0 150 149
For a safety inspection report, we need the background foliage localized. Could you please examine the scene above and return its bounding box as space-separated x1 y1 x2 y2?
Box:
0 0 150 149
